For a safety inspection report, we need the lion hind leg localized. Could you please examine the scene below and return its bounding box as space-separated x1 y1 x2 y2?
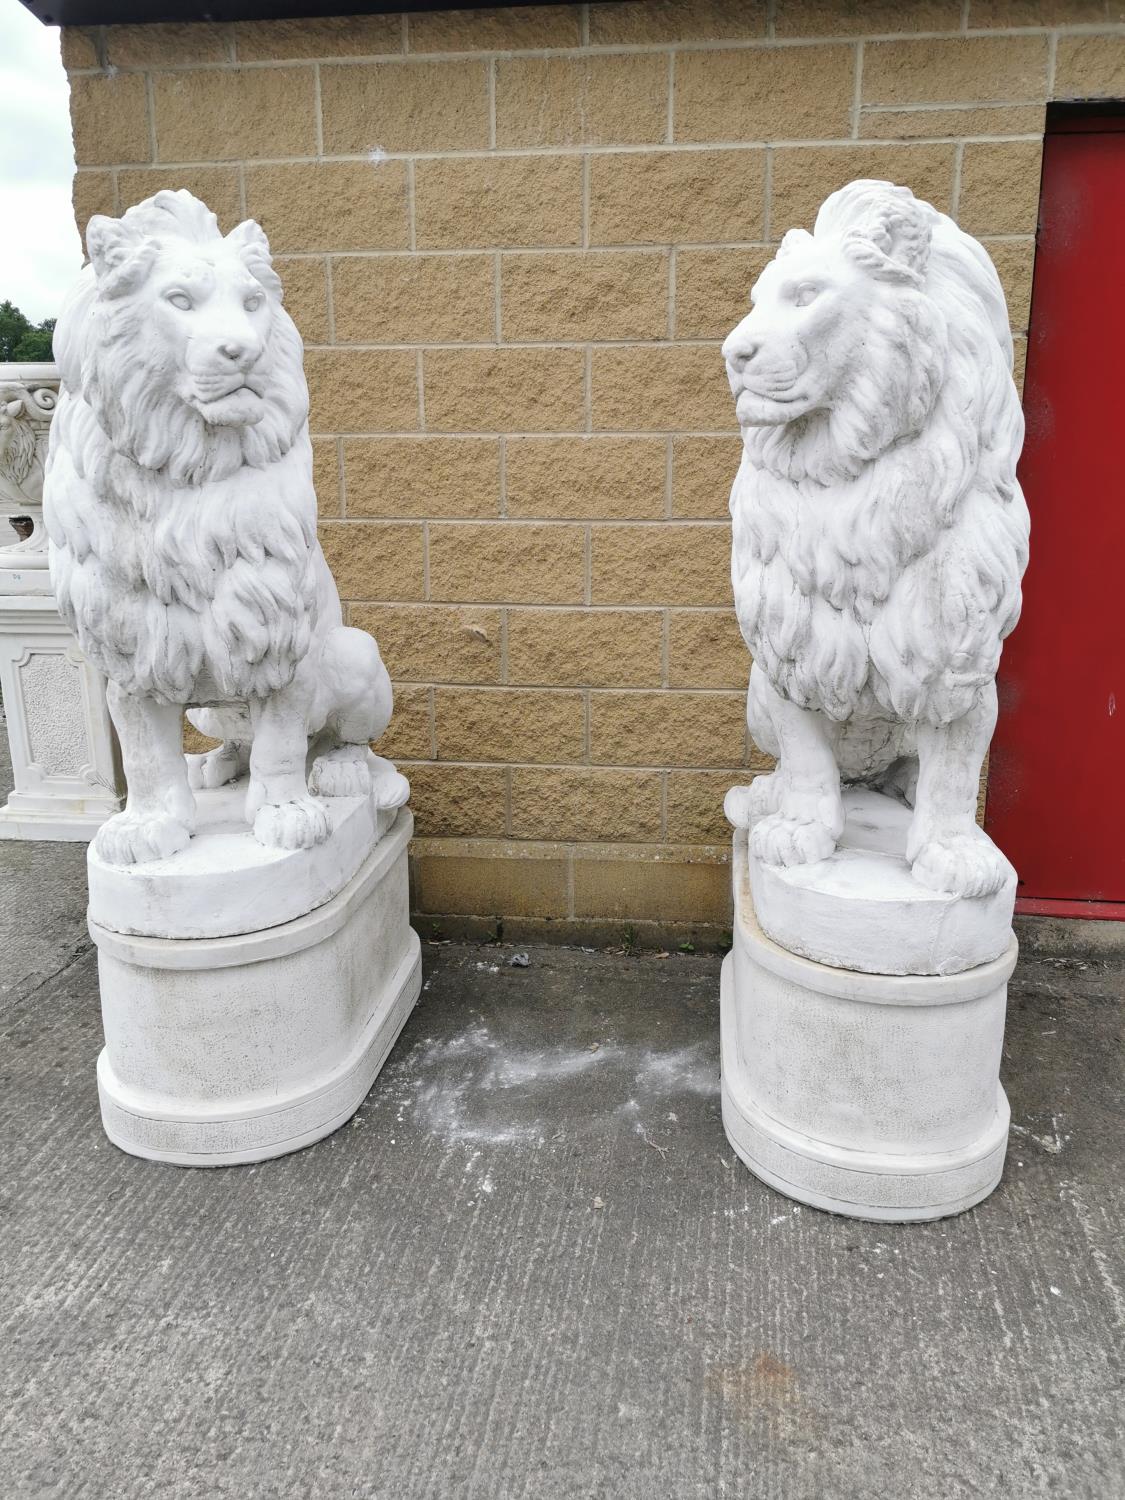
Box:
725 773 783 829
309 744 373 799
316 626 393 746
309 627 408 808
308 746 410 810
185 705 252 790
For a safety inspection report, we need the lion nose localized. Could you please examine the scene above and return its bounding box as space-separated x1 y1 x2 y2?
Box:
722 317 760 371
218 339 247 363
726 338 759 372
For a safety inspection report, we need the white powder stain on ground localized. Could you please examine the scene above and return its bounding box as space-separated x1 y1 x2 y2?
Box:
385 1023 719 1151
1010 1112 1067 1155
630 1045 719 1098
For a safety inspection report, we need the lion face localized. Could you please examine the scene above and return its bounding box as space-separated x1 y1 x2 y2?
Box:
142 241 272 429
722 236 871 428
722 185 954 486
85 200 278 433
61 191 307 486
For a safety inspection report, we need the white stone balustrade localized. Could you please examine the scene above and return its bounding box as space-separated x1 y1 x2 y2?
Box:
0 360 123 840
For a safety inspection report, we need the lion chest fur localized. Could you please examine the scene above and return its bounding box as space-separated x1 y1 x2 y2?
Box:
730 438 1029 728
47 396 319 705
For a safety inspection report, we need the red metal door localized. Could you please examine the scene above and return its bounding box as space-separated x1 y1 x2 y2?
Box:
986 118 1125 917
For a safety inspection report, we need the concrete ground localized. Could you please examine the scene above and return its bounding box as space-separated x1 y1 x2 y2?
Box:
0 750 1122 1498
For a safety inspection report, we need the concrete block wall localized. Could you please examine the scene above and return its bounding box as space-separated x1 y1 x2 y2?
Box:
62 0 1125 945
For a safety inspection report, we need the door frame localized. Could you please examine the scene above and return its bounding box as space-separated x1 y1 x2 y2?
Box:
987 102 1125 921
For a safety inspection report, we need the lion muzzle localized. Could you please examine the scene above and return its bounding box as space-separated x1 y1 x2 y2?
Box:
192 387 267 428
180 364 268 428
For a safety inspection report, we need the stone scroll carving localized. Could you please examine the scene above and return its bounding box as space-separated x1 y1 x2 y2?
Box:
44 189 408 865
0 364 58 587
722 179 1030 900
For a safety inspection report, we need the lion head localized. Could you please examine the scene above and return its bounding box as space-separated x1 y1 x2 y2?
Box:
46 190 318 704
723 180 1013 488
54 189 306 488
726 180 1029 726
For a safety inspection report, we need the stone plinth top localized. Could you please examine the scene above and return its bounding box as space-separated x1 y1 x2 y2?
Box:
88 780 400 941
741 788 1017 978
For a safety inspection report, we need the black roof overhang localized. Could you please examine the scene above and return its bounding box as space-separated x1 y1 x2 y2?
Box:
21 0 580 27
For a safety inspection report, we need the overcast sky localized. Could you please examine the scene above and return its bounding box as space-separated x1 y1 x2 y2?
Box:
1 0 82 323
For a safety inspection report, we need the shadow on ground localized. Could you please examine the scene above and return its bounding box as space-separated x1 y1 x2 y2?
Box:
0 745 1122 1497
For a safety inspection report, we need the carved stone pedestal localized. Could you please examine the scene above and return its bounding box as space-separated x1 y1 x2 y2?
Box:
721 796 1017 1222
88 789 421 1167
0 361 123 840
0 595 124 839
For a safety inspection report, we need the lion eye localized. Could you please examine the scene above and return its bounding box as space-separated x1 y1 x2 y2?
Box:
244 294 264 312
166 292 193 311
793 284 820 308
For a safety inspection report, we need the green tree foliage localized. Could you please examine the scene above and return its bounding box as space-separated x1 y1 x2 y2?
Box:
0 301 56 363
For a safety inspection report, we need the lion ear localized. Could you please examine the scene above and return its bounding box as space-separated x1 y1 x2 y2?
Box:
226 218 271 259
226 219 283 299
86 215 157 298
776 227 814 260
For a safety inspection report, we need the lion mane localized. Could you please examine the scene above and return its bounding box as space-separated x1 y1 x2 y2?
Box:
730 180 1030 727
45 189 316 704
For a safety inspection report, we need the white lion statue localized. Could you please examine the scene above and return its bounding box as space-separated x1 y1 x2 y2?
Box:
45 189 407 865
722 180 1029 899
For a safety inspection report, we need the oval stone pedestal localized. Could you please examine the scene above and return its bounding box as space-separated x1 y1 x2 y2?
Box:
721 828 1017 1222
88 797 420 1167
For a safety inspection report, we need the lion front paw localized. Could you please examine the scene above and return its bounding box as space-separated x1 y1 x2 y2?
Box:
751 811 837 868
910 829 1012 899
94 810 193 866
253 796 329 852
